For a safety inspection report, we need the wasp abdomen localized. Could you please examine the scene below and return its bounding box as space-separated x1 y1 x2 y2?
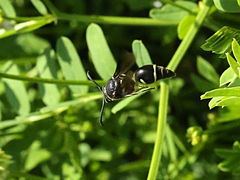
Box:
134 65 175 84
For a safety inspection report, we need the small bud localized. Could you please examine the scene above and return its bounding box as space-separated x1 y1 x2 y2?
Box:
186 126 207 146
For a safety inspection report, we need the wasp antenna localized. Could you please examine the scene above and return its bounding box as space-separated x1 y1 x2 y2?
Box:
87 71 102 91
99 98 106 126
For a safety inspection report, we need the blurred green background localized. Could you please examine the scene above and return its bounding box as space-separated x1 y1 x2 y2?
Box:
1 0 240 179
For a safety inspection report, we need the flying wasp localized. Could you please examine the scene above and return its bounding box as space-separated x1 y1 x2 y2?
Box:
87 52 176 126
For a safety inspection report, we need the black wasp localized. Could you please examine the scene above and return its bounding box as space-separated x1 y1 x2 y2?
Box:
87 52 175 126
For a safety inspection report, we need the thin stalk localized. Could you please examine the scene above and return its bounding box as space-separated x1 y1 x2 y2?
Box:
0 72 104 86
161 0 196 15
147 0 213 179
147 81 169 180
57 13 178 26
42 0 177 26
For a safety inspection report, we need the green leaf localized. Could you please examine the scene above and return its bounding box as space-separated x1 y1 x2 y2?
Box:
201 26 240 57
132 40 153 67
0 92 102 130
226 53 240 77
0 0 16 17
216 106 240 122
16 33 50 55
63 163 82 180
197 56 219 84
111 94 143 114
238 0 240 7
0 16 54 39
37 48 61 106
215 141 240 174
64 131 82 173
213 0 240 13
79 143 91 167
215 97 240 107
86 23 116 80
2 62 30 115
150 1 197 23
90 149 112 161
191 74 217 93
208 96 224 109
177 15 195 40
232 39 240 64
56 36 88 95
229 77 240 87
201 87 240 99
24 141 51 171
31 0 48 15
220 67 236 86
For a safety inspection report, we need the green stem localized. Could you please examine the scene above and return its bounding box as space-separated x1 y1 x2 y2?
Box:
147 81 169 180
3 15 54 22
0 92 102 130
147 0 213 179
57 13 177 26
42 0 177 26
0 72 104 86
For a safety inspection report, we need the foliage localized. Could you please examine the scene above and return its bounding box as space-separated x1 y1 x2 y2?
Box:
0 0 240 179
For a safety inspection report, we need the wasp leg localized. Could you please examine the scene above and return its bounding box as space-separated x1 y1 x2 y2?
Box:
125 87 154 97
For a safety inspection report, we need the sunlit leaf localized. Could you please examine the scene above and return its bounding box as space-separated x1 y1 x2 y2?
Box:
197 56 219 84
37 48 61 106
177 15 195 40
213 0 240 13
201 87 240 99
215 97 240 107
132 40 153 67
226 53 240 77
2 62 30 115
56 36 88 95
86 23 116 80
208 96 224 109
232 38 240 64
219 67 236 86
150 1 197 23
0 0 16 17
31 0 48 15
201 26 240 57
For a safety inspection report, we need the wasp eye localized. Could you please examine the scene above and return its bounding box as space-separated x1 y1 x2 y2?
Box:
105 79 119 98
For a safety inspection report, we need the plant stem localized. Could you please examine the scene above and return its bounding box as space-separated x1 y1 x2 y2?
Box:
42 0 177 26
147 81 169 180
57 13 178 26
147 0 213 179
0 72 104 86
161 0 196 15
167 0 213 71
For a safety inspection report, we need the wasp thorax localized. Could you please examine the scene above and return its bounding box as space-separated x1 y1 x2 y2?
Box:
104 75 135 101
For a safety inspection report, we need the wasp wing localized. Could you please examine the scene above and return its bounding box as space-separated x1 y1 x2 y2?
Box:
114 51 135 77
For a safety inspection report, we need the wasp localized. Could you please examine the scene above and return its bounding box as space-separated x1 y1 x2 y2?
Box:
87 52 175 126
